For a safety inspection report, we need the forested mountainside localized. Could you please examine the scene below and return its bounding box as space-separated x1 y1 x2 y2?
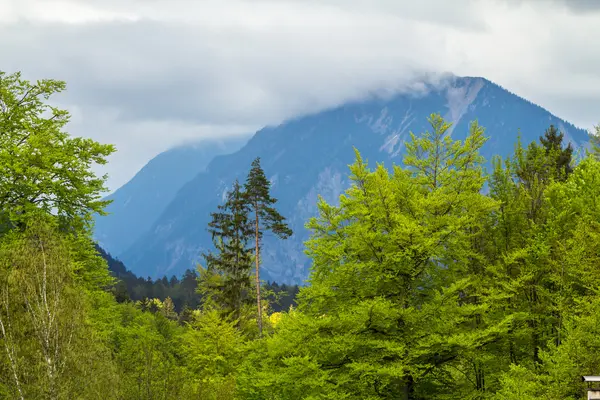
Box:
117 76 590 283
94 136 250 255
3 70 600 399
96 245 300 314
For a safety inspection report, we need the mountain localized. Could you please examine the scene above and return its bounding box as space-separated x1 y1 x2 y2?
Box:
118 76 591 284
94 136 250 256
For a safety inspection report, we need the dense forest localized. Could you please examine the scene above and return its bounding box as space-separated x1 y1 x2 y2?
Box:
2 70 600 399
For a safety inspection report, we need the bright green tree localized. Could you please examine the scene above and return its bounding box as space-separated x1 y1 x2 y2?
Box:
492 155 600 399
238 115 511 399
111 303 190 399
181 309 242 399
484 126 580 373
0 215 118 399
0 70 119 399
0 71 115 233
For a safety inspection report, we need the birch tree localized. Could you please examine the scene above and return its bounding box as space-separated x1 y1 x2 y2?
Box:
0 216 84 398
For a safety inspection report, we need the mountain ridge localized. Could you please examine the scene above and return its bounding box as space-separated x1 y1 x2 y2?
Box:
114 76 591 283
94 135 250 256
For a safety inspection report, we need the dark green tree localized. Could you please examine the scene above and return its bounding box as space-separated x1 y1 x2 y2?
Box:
538 124 574 180
201 180 254 323
243 157 292 336
590 124 600 160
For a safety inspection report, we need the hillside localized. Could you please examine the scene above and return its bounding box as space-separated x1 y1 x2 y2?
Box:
94 136 249 255
117 76 591 283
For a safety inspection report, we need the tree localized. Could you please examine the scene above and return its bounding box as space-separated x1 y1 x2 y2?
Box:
238 115 509 398
200 180 254 323
491 155 600 399
590 124 600 160
181 309 242 399
0 71 115 233
485 126 581 372
243 158 292 336
538 124 574 180
161 297 178 320
112 303 188 399
0 215 118 399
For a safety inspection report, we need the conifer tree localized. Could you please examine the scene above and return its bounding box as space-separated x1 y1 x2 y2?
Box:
590 124 600 160
538 124 574 180
201 180 254 323
243 158 292 336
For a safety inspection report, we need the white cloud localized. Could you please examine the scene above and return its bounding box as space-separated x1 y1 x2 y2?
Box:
0 0 138 23
1 0 599 191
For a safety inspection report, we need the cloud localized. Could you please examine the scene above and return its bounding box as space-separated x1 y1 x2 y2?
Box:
526 0 600 14
60 102 254 191
1 0 599 191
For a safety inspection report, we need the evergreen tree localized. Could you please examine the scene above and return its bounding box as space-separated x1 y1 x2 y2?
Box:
590 124 600 160
538 124 574 180
201 180 254 323
243 158 292 336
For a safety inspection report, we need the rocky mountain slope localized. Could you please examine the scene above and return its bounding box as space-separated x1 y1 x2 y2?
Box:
116 76 591 283
94 136 249 255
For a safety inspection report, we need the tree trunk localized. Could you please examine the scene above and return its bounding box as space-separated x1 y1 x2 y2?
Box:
0 313 24 400
402 375 414 400
254 206 263 337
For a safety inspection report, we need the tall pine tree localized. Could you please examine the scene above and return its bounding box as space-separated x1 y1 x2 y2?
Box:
244 158 292 336
201 180 254 323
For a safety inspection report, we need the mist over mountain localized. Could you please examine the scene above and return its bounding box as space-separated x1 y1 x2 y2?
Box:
106 76 590 283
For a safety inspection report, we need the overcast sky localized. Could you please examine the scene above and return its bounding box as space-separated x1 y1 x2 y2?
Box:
1 0 599 192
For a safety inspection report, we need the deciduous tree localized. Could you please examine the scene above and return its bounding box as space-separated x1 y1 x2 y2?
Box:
0 71 114 233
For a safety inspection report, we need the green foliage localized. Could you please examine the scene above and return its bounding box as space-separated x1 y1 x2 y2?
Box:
99 245 202 311
110 303 188 399
201 179 255 322
590 124 600 160
244 158 294 241
5 70 600 399
236 115 600 399
0 216 118 399
181 309 243 399
237 115 503 398
0 70 120 399
0 70 249 400
244 157 293 335
0 71 115 232
538 124 574 180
